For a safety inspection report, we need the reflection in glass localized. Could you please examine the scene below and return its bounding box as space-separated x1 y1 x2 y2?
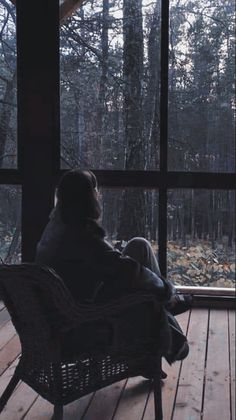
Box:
167 190 235 288
168 0 235 172
60 1 161 170
0 1 17 168
0 185 21 263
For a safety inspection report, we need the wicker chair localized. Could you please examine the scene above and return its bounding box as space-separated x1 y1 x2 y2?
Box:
0 263 164 420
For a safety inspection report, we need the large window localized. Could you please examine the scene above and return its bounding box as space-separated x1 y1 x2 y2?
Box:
168 0 235 172
60 0 161 170
167 190 235 288
0 0 235 295
60 0 235 290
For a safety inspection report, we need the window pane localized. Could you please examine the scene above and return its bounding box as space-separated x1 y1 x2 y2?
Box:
60 0 161 170
167 190 235 288
0 185 21 263
168 0 236 172
0 1 17 168
100 188 159 249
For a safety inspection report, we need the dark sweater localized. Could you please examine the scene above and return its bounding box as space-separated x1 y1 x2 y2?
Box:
36 208 170 303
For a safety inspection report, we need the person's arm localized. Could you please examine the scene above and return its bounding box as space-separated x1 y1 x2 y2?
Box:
95 249 173 301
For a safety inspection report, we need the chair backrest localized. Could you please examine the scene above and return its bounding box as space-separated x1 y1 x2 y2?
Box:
0 263 160 361
0 264 78 336
0 264 164 408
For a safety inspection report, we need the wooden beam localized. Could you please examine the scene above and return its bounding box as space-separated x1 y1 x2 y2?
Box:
9 0 84 22
17 0 60 261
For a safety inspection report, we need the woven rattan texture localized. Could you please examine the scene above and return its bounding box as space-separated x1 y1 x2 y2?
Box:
0 264 161 405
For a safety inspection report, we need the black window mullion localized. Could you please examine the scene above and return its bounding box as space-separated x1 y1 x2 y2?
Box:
158 188 168 276
89 170 236 189
17 0 60 262
158 0 170 276
0 170 21 185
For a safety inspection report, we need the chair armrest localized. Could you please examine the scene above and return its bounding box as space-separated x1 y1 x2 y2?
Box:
59 291 160 331
57 292 162 356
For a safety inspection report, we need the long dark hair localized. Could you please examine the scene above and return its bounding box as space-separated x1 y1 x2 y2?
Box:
56 170 103 232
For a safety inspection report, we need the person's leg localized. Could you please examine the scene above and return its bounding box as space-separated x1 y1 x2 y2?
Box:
122 237 168 379
122 237 191 371
164 313 189 364
122 237 191 315
122 237 162 276
123 237 176 297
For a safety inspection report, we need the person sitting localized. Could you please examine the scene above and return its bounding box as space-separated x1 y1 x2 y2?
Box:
35 169 191 371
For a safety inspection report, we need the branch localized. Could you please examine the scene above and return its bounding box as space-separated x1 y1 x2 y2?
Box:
0 0 16 25
61 25 102 59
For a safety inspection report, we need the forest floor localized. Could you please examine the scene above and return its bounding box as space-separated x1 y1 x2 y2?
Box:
166 240 235 288
114 239 235 288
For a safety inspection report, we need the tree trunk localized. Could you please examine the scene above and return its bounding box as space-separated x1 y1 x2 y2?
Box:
97 0 109 166
0 72 16 168
122 0 144 169
116 0 145 241
145 0 161 169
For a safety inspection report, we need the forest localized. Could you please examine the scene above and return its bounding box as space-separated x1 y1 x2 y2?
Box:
0 0 235 287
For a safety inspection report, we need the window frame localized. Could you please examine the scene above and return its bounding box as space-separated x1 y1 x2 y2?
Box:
0 0 235 297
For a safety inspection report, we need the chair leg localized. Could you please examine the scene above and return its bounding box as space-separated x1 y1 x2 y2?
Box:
153 354 163 420
0 373 20 413
52 404 63 420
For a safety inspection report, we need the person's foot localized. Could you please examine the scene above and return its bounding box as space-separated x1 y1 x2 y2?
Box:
166 294 193 316
161 370 167 379
174 341 189 361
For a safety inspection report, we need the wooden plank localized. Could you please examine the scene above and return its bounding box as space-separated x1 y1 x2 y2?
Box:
0 381 38 419
25 392 94 419
143 311 190 420
0 321 16 350
0 357 20 396
21 396 53 420
113 376 149 420
0 357 30 419
83 380 127 420
0 334 21 376
0 356 37 420
0 308 10 328
202 309 231 420
229 310 235 420
173 309 208 420
63 393 95 419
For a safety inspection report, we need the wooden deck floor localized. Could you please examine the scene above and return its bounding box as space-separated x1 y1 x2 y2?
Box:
0 302 235 419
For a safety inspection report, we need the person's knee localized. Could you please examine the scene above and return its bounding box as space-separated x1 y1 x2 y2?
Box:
123 237 152 260
126 237 151 249
123 237 160 275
